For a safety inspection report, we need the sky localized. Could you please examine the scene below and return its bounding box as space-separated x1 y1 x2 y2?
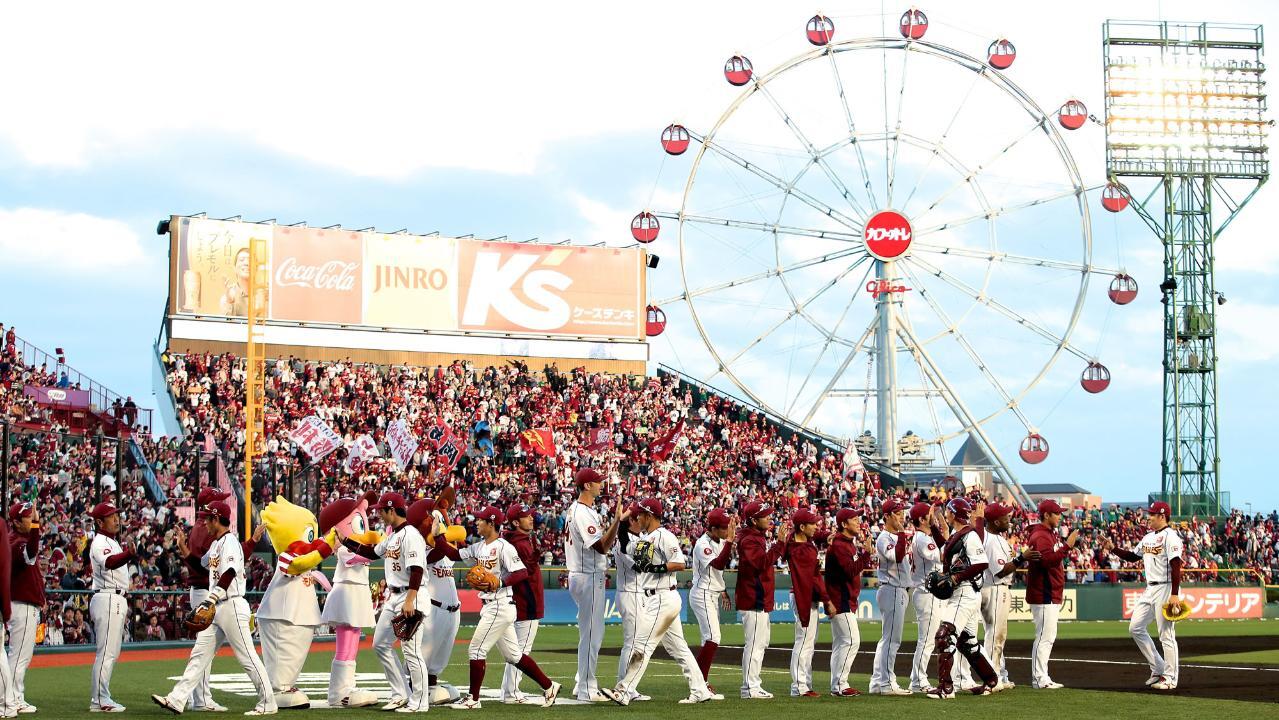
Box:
1 0 1276 511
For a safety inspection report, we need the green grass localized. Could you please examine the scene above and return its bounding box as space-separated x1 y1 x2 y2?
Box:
26 619 1279 718
1184 649 1279 666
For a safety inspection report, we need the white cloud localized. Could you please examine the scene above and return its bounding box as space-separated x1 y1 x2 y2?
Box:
0 208 146 272
1218 301 1279 363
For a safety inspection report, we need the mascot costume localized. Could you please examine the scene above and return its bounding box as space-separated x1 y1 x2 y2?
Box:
257 497 335 710
318 492 382 708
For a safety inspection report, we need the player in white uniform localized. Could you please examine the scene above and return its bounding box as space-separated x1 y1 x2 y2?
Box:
907 502 945 693
563 468 624 702
689 508 735 690
601 498 716 707
87 502 132 713
611 504 650 702
869 498 913 695
926 498 1000 700
152 501 278 716
980 502 1034 690
433 505 561 710
1105 501 1183 690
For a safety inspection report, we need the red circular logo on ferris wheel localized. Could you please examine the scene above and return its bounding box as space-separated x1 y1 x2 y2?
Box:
864 210 913 260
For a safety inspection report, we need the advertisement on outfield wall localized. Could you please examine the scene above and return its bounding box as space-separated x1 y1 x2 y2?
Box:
1122 586 1264 620
170 217 644 340
1007 589 1078 620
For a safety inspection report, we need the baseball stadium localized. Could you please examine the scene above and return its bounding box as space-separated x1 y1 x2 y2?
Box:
1 2 1277 718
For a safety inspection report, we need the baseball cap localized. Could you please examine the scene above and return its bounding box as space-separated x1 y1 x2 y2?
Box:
574 467 604 486
742 501 774 521
706 508 731 528
476 506 505 525
197 487 231 506
908 502 932 522
626 502 644 518
792 508 820 525
506 502 533 523
946 497 973 520
196 501 231 524
1037 499 1064 515
881 498 906 515
373 492 408 513
636 498 664 519
406 498 436 531
8 501 33 521
835 507 863 525
984 502 1014 522
88 502 120 520
1148 501 1171 518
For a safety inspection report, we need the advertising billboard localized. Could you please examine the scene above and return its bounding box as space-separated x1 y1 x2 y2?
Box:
1122 587 1264 620
170 217 644 340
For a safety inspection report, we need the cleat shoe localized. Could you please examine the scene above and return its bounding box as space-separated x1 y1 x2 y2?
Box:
449 699 482 711
600 688 629 707
542 681 562 708
997 681 1016 691
91 706 127 713
887 686 913 696
502 694 532 705
382 697 408 711
152 696 182 715
831 688 862 697
629 694 652 702
16 706 37 715
677 695 712 704
195 700 229 712
581 692 611 703
741 690 774 699
1035 681 1064 690
1145 675 1162 687
925 688 956 700
243 711 277 717
1152 678 1176 691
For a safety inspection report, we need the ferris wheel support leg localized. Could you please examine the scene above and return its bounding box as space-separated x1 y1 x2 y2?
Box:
800 319 878 428
897 322 1034 510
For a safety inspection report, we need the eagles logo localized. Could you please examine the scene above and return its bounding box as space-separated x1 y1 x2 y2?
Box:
1142 544 1164 555
480 558 499 570
387 549 401 560
208 556 220 570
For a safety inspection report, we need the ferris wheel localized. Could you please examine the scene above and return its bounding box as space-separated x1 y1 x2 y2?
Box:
637 9 1139 505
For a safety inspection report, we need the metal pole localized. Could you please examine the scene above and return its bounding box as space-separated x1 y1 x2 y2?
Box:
115 437 123 508
94 431 103 505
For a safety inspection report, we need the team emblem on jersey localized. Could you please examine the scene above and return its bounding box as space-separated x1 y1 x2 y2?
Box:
387 549 401 560
928 543 936 551
587 526 598 535
703 547 713 555
481 558 499 570
1143 544 1164 555
209 556 220 570
886 541 895 550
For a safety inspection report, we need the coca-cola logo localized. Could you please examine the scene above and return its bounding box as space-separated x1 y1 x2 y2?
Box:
274 257 359 291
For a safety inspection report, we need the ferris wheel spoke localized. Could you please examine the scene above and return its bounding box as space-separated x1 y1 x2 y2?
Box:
800 317 878 428
898 72 983 213
751 81 871 219
909 242 1117 275
914 119 1047 218
785 261 876 416
908 255 1093 362
659 212 862 244
913 185 1100 236
886 45 912 207
690 129 864 233
825 51 879 210
658 245 861 306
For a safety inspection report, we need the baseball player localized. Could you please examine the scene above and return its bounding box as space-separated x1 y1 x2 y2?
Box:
0 510 14 719
87 502 133 713
869 497 913 695
1104 501 1183 690
784 509 834 698
612 503 651 703
926 498 1000 700
500 502 547 704
152 501 277 716
735 500 786 699
564 468 625 702
601 498 716 707
418 500 464 705
689 508 735 689
825 507 873 697
174 487 234 714
981 502 1035 690
432 505 561 710
1026 499 1078 690
907 502 945 693
7 502 43 714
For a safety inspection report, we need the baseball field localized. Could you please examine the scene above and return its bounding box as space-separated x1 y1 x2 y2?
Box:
26 618 1279 716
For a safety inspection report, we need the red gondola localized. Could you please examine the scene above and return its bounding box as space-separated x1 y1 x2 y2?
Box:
1019 433 1049 464
1080 362 1111 394
661 124 690 155
988 39 1016 69
631 212 660 243
645 305 667 337
807 14 835 46
1108 273 1138 305
724 55 754 86
899 8 928 40
1101 182 1130 213
1058 99 1087 130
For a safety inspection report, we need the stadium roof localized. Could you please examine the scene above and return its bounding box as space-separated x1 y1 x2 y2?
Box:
949 434 996 468
1022 483 1093 495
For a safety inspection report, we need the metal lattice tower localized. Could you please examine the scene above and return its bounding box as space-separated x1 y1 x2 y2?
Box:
1103 20 1269 516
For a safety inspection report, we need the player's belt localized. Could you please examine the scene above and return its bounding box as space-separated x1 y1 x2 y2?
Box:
430 599 461 612
389 586 407 594
481 598 514 605
643 586 677 597
96 589 126 595
1148 581 1167 586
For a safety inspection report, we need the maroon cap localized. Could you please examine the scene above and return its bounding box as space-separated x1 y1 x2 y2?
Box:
706 508 731 528
908 502 932 522
835 507 863 525
88 502 120 520
506 502 533 523
984 502 1014 522
742 500 774 521
1148 501 1171 518
476 506 504 525
197 487 231 506
946 497 973 520
406 498 436 531
1038 499 1063 515
8 501 33 521
574 467 604 486
197 501 231 523
881 498 906 515
793 508 820 525
626 502 644 518
374 492 407 513
636 498 664 519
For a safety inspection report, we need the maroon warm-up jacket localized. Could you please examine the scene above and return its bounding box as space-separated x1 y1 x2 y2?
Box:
823 534 868 615
784 539 830 626
1025 523 1067 604
734 526 785 612
503 529 544 621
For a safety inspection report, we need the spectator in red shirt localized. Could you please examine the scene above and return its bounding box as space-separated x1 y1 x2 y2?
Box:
1026 500 1079 690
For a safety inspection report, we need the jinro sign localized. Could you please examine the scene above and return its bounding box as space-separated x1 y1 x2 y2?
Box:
1122 586 1264 619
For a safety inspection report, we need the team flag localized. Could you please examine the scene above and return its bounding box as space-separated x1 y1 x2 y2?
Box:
648 418 685 461
520 428 557 457
584 427 613 453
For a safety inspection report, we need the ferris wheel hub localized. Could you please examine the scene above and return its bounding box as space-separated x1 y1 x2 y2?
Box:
864 209 914 260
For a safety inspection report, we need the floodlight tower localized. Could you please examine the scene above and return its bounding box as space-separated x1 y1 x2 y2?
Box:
1103 21 1268 516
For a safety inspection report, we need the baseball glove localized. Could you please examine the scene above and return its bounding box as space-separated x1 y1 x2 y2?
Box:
184 602 216 634
466 564 500 592
1162 598 1192 622
631 539 656 566
924 570 956 600
392 610 425 640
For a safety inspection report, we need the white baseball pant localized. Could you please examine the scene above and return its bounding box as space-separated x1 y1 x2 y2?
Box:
90 591 127 710
161 598 277 714
0 621 15 715
688 585 722 645
500 619 540 700
1030 602 1061 687
616 589 708 699
1129 584 1178 685
373 592 430 711
981 585 1011 683
614 590 640 687
789 599 820 696
568 571 606 700
739 609 770 696
6 600 40 710
186 588 219 710
829 611 861 693
870 585 909 691
909 587 938 689
468 601 522 661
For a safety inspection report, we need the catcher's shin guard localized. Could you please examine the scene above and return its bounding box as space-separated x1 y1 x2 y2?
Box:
934 621 958 693
957 631 997 687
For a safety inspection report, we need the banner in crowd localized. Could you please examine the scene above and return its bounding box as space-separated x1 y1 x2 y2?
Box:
520 428 556 457
1121 586 1264 620
584 427 613 453
386 419 419 471
343 434 380 474
171 217 644 340
289 415 342 460
648 419 684 461
23 386 91 408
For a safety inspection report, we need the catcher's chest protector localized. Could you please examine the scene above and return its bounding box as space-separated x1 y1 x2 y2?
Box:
942 527 979 590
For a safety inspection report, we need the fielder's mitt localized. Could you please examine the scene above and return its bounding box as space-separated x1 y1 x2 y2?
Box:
1162 598 1192 622
466 564 500 592
184 603 216 633
924 570 955 600
631 539 656 566
392 609 425 640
